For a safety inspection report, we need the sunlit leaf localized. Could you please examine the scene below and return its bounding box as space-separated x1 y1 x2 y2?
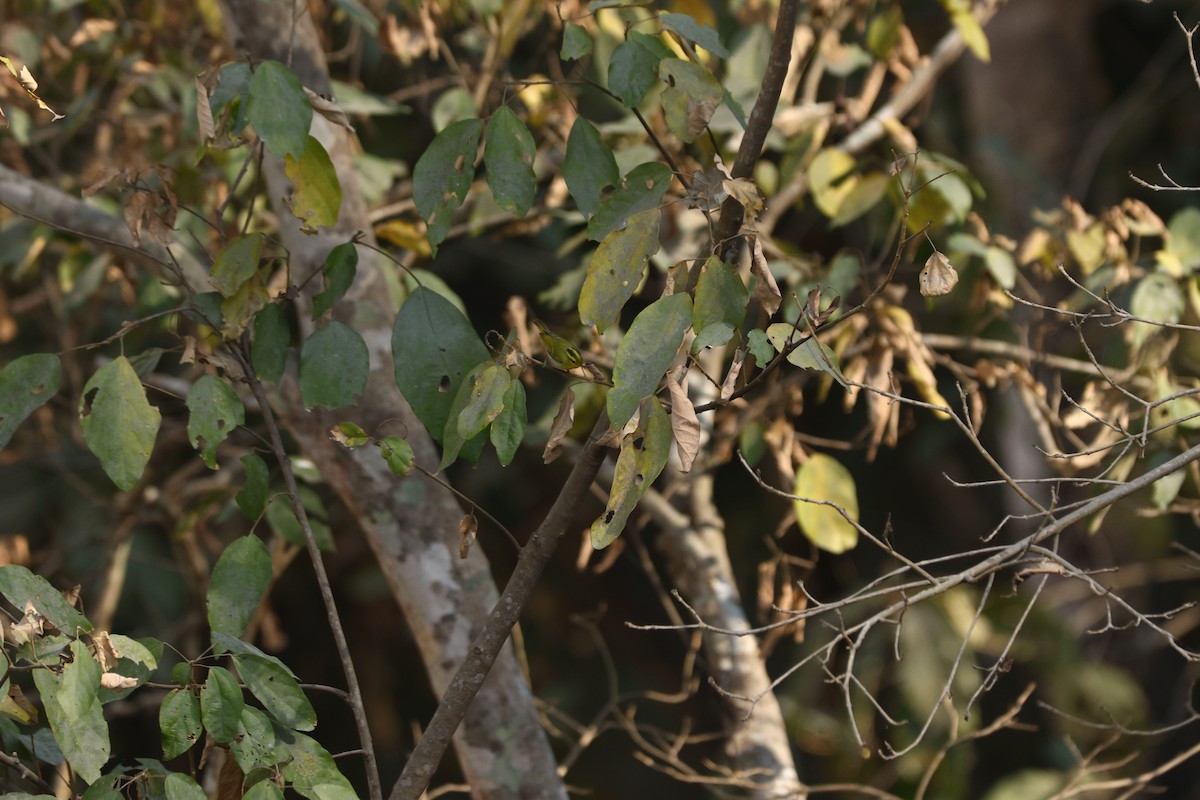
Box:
949 7 990 62
608 293 692 430
563 117 619 216
1163 207 1200 273
312 242 358 319
484 105 536 217
984 245 1016 289
80 357 161 491
793 452 859 553
660 12 729 57
490 379 526 466
831 172 888 227
591 397 672 549
0 353 61 452
299 322 368 409
247 61 312 159
456 363 512 440
284 136 343 233
380 435 415 476
413 118 483 253
579 208 660 333
809 148 856 219
587 161 673 242
392 287 491 444
186 375 245 469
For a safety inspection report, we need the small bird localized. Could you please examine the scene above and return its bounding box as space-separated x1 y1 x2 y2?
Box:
533 319 583 370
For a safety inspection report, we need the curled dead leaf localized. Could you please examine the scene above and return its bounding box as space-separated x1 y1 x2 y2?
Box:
919 250 958 297
458 511 478 559
543 387 575 463
100 673 139 690
666 375 700 472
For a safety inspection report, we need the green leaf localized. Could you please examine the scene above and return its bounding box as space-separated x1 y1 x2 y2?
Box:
984 245 1016 289
591 397 672 549
831 172 888 227
164 773 207 800
0 567 92 633
561 22 593 60
244 781 285 800
0 353 61 452
237 454 269 519
200 666 244 743
693 256 748 346
563 117 619 216
660 12 729 57
587 161 673 242
907 161 973 233
949 7 990 62
247 61 312 159
80 357 161 491
235 655 316 731
299 322 368 409
252 303 289 384
793 452 859 553
312 243 358 319
579 207 660 333
1130 272 1184 351
207 535 271 639
285 136 343 234
82 779 122 800
490 379 526 467
231 706 278 773
380 435 415 475
456 363 512 440
659 58 722 143
392 287 491 445
265 493 334 551
866 5 904 60
331 421 369 447
34 640 109 784
766 323 847 386
96 635 159 704
438 362 491 471
608 293 692 430
747 328 774 364
282 732 356 799
159 688 202 760
809 148 857 219
608 38 661 108
186 375 245 469
484 106 536 217
220 268 271 338
210 234 265 299
1164 207 1200 273
412 118 483 253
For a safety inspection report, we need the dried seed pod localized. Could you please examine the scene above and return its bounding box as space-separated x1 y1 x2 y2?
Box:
919 251 959 297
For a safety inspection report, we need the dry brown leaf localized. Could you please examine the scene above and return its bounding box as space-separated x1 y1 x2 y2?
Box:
719 347 745 402
93 630 120 670
304 87 355 132
723 176 764 223
100 673 138 690
543 387 575 463
10 601 46 643
666 375 700 472
750 236 782 315
458 511 478 559
195 77 215 141
919 251 958 297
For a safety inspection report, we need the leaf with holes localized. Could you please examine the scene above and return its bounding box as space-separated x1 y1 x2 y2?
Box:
186 375 244 469
235 654 316 731
0 353 60 452
793 453 859 554
579 208 660 333
608 293 692 430
299 322 368 409
659 58 722 143
587 162 673 242
591 397 671 549
80 357 161 491
160 688 202 760
392 287 491 445
484 105 535 217
563 117 618 216
413 118 483 253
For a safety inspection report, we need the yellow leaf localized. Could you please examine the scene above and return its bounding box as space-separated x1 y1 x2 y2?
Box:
951 10 990 62
591 397 672 549
793 453 859 554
